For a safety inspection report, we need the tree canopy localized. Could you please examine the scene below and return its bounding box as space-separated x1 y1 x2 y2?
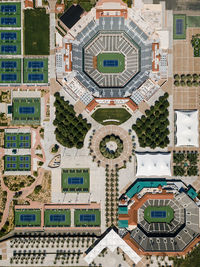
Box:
53 93 91 149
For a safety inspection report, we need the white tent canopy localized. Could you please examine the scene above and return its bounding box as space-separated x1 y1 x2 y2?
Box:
175 110 199 147
84 229 141 265
136 152 171 177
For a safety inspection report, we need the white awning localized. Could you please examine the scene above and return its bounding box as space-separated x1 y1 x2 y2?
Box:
84 229 141 264
175 110 199 147
136 152 171 176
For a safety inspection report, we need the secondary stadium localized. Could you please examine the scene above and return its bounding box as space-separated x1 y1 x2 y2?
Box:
118 179 200 255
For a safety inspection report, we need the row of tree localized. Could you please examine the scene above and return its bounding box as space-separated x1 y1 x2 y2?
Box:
53 92 91 149
174 74 200 87
132 93 170 149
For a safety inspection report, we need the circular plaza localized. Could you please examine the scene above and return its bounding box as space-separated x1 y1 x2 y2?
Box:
90 125 132 168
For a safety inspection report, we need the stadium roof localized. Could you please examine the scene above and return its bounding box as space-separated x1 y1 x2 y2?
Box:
136 152 171 177
60 5 84 29
175 110 199 147
84 229 141 264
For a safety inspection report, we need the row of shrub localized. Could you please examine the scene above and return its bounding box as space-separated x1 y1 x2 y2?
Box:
132 93 170 149
53 92 91 149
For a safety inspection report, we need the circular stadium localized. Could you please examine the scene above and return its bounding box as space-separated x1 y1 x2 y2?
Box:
72 16 152 98
83 32 140 88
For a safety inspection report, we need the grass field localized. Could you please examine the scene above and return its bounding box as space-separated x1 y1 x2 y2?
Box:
0 58 21 83
61 168 90 193
15 209 41 227
23 58 48 83
74 209 101 227
24 8 49 55
4 155 31 171
97 53 125 73
187 16 200 27
0 30 21 55
91 108 131 125
144 206 174 224
4 133 31 149
173 14 186 40
44 209 71 227
0 2 21 27
12 98 40 125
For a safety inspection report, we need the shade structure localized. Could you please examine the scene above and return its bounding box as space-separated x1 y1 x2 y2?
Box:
136 152 171 177
175 110 199 147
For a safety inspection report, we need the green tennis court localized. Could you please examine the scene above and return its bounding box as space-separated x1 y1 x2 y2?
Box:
97 53 125 73
44 209 71 227
173 14 186 40
144 206 174 223
23 58 48 83
0 2 21 27
4 155 31 171
74 209 101 227
61 168 90 193
12 98 40 125
15 209 41 227
0 58 21 83
0 30 21 55
4 132 31 149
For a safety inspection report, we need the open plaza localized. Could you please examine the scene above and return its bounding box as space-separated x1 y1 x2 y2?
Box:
0 0 200 266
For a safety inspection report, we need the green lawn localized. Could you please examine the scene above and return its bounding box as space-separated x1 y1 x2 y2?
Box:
15 209 41 227
0 30 21 55
12 98 41 125
44 209 71 227
23 58 48 83
187 16 200 27
4 133 31 149
24 8 49 55
91 108 131 125
4 155 31 171
97 53 125 73
144 206 174 224
61 168 90 193
0 2 21 27
173 14 186 40
0 58 21 83
74 209 101 227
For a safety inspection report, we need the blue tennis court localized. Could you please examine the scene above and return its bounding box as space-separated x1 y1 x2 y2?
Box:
1 61 17 68
176 19 183 35
50 214 66 222
28 74 44 81
19 107 35 114
1 5 16 13
20 214 36 222
7 136 17 141
1 74 17 81
103 60 118 67
28 61 44 68
80 214 96 222
1 32 16 40
151 211 166 218
1 45 17 53
1 17 16 25
68 177 84 184
7 142 16 148
7 163 16 168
